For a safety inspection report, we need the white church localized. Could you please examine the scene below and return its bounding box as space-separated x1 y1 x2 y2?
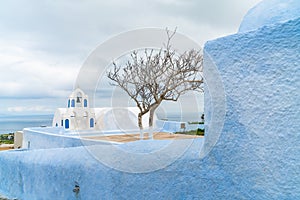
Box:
52 88 153 131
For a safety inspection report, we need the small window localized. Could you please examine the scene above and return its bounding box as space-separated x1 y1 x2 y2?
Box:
90 118 94 128
65 119 70 129
84 99 88 107
61 120 63 126
68 99 70 108
71 99 75 107
55 123 58 127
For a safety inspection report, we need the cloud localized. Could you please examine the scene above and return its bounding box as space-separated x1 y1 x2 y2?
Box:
0 40 79 98
0 0 262 56
165 0 261 28
7 106 53 113
0 0 261 115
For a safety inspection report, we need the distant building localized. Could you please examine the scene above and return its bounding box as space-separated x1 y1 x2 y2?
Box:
52 88 153 131
53 88 96 130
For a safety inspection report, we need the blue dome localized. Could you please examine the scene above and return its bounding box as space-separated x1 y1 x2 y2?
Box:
239 0 300 32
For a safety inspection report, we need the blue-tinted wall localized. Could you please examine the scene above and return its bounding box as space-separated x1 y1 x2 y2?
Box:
0 0 299 199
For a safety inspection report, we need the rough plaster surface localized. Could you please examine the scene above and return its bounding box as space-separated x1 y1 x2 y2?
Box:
203 16 300 199
239 0 300 32
0 139 204 200
1 1 300 199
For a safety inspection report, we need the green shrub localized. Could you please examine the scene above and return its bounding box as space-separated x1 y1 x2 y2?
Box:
175 129 204 136
0 140 14 144
196 128 204 136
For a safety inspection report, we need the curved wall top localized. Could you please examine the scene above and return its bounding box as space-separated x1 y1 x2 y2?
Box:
239 0 300 32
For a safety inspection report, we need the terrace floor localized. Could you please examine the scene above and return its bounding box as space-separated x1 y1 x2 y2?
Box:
83 132 202 143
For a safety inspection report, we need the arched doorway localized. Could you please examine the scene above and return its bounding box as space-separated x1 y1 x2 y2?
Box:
90 118 94 128
65 119 70 129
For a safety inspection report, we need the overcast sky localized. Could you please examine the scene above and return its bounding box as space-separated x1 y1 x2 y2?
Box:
0 0 262 116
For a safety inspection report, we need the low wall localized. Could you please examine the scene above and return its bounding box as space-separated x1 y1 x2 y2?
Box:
13 131 23 149
22 121 203 150
22 127 114 150
0 139 204 200
156 120 204 133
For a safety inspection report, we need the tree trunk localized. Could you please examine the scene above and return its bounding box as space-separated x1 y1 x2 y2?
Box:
138 113 143 139
148 105 158 140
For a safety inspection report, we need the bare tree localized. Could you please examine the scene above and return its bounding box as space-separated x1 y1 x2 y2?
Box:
107 29 203 139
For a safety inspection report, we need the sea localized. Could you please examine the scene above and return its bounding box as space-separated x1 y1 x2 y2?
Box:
0 115 53 134
0 112 202 134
